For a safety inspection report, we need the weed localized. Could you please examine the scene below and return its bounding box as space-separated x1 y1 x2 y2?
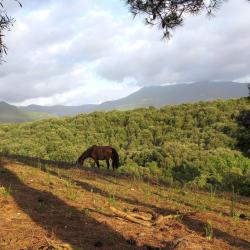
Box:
82 208 90 216
96 207 106 213
56 168 62 179
36 201 49 211
157 188 166 199
230 185 239 218
176 213 183 223
44 172 52 186
108 195 117 206
63 179 78 201
68 190 78 201
19 172 26 182
0 185 12 198
210 185 217 200
204 220 213 240
36 198 49 211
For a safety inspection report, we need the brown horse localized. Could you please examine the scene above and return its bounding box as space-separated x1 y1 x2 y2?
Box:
76 145 119 171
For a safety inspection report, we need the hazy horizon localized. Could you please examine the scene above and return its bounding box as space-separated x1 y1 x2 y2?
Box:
0 80 247 107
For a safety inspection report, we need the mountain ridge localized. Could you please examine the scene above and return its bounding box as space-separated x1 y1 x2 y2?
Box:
21 81 249 116
0 101 54 123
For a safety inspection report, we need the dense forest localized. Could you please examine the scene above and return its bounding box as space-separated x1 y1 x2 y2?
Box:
0 98 249 195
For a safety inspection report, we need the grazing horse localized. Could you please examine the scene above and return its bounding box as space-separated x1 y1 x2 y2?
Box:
76 145 119 171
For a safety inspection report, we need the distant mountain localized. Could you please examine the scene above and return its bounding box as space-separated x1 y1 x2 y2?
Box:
23 104 97 117
0 101 53 123
21 81 248 117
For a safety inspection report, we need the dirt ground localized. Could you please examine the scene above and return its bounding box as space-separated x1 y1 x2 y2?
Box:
0 157 250 250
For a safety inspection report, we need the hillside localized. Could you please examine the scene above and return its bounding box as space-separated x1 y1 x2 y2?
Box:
0 157 249 249
0 98 249 195
22 81 248 116
0 101 54 123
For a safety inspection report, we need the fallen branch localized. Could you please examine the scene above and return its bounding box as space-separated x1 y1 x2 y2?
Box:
109 206 152 227
128 212 152 221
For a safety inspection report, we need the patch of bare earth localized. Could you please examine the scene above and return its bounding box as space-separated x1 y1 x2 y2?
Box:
0 158 249 250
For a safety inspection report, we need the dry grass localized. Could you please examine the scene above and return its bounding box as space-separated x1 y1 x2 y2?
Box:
0 157 250 250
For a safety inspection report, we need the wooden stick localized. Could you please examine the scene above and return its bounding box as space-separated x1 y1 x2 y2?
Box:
109 206 152 227
128 212 152 221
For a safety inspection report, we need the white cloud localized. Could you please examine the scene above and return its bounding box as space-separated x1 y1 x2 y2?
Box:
0 0 250 105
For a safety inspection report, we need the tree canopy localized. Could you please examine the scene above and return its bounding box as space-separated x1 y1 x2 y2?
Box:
126 0 250 38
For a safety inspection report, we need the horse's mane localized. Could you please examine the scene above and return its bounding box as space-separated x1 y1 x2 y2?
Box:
77 146 94 163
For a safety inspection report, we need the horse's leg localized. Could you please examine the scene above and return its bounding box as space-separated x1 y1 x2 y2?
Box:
106 159 110 170
95 159 100 169
112 159 115 171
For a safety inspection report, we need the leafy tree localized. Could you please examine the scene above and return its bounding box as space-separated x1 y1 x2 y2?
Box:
172 160 201 184
126 0 250 38
237 108 250 156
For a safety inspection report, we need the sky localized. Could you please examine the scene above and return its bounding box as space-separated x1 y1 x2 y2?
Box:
0 0 250 106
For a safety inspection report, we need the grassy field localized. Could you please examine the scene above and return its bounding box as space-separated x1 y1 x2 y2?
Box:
0 157 250 250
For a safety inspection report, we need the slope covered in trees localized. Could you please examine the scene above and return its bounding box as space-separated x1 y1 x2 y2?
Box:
0 98 249 194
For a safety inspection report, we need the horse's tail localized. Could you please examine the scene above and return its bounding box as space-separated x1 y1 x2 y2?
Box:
111 148 119 170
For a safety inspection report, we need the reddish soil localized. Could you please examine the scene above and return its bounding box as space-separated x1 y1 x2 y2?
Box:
0 158 249 250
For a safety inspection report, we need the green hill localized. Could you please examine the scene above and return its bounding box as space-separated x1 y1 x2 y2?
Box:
0 98 249 195
0 101 54 123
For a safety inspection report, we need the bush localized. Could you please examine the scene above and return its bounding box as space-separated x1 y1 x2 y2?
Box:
172 161 201 184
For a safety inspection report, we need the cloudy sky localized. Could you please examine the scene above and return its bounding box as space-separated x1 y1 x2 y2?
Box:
0 0 250 106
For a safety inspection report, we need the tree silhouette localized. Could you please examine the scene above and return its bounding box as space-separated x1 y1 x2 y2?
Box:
0 0 22 62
